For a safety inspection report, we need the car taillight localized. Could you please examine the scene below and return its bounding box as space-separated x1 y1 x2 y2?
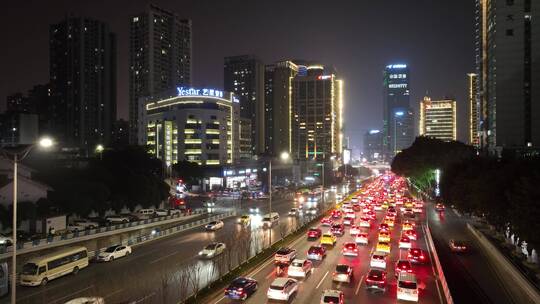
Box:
420 255 425 259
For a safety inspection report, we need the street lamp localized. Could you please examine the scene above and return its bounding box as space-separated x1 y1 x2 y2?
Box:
95 144 104 160
0 136 54 304
268 151 290 245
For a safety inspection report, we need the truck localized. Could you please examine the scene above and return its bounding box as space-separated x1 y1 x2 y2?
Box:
274 247 297 265
36 215 66 234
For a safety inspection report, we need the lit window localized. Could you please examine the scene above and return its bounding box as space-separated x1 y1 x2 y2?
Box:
133 17 139 22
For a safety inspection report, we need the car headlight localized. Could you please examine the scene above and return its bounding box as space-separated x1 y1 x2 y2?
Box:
199 251 204 255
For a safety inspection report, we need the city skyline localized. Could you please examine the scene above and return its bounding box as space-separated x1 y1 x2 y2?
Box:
0 0 475 153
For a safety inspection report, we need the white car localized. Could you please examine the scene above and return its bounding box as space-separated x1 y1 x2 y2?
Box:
198 242 226 258
155 209 169 216
288 208 299 216
370 251 387 269
355 233 369 245
349 225 361 236
267 278 298 301
65 297 105 304
97 245 132 262
106 215 130 224
345 211 356 219
399 236 412 249
320 289 344 304
287 259 313 277
249 207 260 214
359 218 371 228
205 220 224 231
0 235 12 246
71 219 99 230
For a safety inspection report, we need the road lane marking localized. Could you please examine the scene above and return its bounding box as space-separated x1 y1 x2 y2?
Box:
316 271 329 289
149 251 179 264
17 279 77 301
104 288 124 299
50 285 94 304
355 275 365 295
213 296 226 304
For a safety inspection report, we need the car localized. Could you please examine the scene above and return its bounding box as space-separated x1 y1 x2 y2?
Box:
435 203 445 212
349 225 361 236
399 235 412 249
64 297 105 304
383 218 395 227
287 259 313 277
343 217 354 226
155 209 169 217
365 269 387 292
199 242 226 258
345 211 356 219
397 272 419 302
374 204 383 211
370 252 387 268
307 245 327 260
320 217 333 226
342 242 359 256
267 278 298 301
71 219 100 230
288 208 300 216
321 233 337 246
332 264 353 283
307 207 318 215
225 277 258 300
331 210 342 219
274 247 297 264
402 221 414 231
237 214 251 226
352 204 361 211
376 241 390 253
307 228 322 240
395 259 413 277
365 210 376 220
449 239 469 253
262 212 280 227
205 220 224 231
407 248 427 264
379 223 390 231
359 217 371 228
106 215 130 224
249 207 260 214
378 231 391 243
355 232 369 245
97 244 132 262
330 224 345 236
320 289 344 304
404 229 417 240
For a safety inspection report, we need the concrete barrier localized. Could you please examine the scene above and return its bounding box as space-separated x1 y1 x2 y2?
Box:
467 223 540 303
424 224 454 304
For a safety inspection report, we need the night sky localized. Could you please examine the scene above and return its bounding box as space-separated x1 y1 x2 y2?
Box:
1 0 475 155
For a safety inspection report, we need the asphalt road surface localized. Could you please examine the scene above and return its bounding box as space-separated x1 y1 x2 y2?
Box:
208 200 443 304
6 190 341 304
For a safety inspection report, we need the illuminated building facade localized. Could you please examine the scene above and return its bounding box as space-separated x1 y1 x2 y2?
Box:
383 64 413 157
239 118 252 160
139 87 240 166
264 61 299 155
419 96 457 141
468 73 480 147
291 65 343 160
363 130 383 162
476 0 540 155
224 55 265 156
129 4 192 144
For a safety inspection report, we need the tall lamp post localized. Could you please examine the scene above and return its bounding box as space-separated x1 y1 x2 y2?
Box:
268 151 290 245
0 137 54 304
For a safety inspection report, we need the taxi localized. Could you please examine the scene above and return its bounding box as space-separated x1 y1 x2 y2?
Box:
402 220 415 231
376 241 391 253
320 233 337 246
378 231 391 243
383 218 395 228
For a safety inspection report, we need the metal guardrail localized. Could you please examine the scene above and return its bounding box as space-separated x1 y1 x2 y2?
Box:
0 209 206 259
425 223 454 304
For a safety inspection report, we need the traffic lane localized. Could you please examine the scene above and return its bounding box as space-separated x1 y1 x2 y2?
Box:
428 205 513 304
12 196 303 304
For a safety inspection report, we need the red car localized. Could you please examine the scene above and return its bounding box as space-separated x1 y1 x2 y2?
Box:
435 203 445 212
331 210 342 219
395 259 413 277
366 210 376 220
342 242 359 256
331 224 345 236
307 245 327 261
320 217 333 226
352 204 361 211
365 269 387 292
407 248 427 264
307 228 322 240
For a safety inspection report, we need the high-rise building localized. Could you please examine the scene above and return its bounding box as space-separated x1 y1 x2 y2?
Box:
223 55 265 156
476 0 540 155
49 16 117 149
6 93 32 114
291 65 343 160
383 64 413 157
112 119 129 148
363 130 383 162
0 113 39 147
239 117 252 160
468 73 480 147
140 87 240 166
129 4 192 144
264 61 299 156
419 96 457 141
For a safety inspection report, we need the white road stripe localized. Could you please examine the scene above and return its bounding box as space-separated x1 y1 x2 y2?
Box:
355 275 365 295
104 288 124 299
213 296 226 304
50 285 94 304
149 251 179 264
316 271 329 289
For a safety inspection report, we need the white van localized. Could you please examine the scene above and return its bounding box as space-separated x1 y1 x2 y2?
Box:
262 212 280 227
397 272 419 302
136 209 155 219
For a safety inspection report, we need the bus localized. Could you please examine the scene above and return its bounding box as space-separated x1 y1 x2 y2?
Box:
20 246 89 286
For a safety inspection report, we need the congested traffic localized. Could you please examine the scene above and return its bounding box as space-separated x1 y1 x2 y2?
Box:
219 174 441 303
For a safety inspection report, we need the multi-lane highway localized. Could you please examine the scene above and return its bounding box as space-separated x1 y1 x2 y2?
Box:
6 190 338 304
208 178 444 304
